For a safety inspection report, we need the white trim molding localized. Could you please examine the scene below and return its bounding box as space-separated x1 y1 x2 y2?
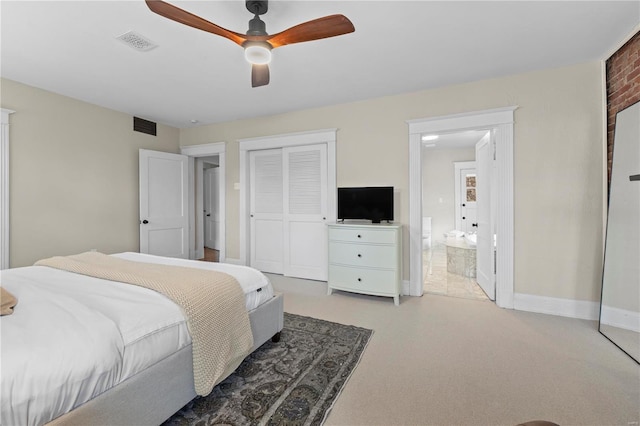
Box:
1 108 15 270
239 129 337 266
514 293 600 321
408 107 516 308
181 141 225 157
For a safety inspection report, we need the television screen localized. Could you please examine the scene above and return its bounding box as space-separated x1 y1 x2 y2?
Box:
337 187 394 223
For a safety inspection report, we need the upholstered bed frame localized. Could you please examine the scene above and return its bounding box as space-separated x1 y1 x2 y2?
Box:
48 293 284 426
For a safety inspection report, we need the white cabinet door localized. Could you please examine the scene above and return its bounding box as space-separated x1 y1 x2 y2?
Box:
283 144 328 281
204 167 220 250
250 149 284 273
475 134 495 300
249 144 328 280
139 149 189 258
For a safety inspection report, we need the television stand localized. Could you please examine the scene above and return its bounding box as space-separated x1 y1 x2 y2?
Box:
327 223 402 305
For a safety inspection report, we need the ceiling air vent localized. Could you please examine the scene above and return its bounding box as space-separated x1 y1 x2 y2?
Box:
134 117 157 136
117 31 157 52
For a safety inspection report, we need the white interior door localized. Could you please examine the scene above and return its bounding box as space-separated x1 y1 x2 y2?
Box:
204 167 220 249
283 144 328 281
460 168 477 233
475 134 495 299
454 162 477 233
250 149 284 273
139 149 189 258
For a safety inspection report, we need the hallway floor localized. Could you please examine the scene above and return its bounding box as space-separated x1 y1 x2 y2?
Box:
199 247 219 262
423 242 489 301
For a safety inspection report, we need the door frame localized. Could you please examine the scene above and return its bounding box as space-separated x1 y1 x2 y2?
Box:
1 109 14 270
239 129 337 267
408 107 516 308
181 142 226 262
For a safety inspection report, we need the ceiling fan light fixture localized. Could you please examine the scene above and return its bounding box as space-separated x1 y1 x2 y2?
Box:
244 43 272 65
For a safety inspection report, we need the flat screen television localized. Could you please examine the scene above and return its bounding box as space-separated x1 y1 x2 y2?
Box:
337 186 394 223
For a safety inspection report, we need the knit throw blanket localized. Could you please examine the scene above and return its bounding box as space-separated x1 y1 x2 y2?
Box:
35 252 254 396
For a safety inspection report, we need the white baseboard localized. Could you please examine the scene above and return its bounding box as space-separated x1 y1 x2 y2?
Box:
513 293 600 320
224 257 243 265
600 305 640 332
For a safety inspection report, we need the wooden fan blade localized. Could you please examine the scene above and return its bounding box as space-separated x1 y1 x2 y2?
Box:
252 64 270 87
145 0 248 46
266 14 355 48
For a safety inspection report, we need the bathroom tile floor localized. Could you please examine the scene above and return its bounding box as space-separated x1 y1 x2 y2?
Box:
423 243 489 301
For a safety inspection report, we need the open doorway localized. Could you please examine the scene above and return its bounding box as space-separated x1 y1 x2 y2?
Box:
407 107 515 309
422 130 492 301
180 142 227 263
201 157 220 262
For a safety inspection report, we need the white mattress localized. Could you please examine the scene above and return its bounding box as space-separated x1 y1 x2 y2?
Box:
0 253 274 426
112 252 274 311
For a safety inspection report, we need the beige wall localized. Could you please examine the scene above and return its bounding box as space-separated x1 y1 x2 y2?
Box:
2 78 180 267
422 147 476 245
181 61 604 303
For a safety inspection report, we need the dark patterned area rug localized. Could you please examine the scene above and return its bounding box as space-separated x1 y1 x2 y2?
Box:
163 313 373 426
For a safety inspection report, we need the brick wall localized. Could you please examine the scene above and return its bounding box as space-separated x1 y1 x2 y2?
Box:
606 31 640 182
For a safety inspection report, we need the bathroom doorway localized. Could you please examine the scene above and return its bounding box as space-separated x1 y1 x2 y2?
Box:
421 130 492 301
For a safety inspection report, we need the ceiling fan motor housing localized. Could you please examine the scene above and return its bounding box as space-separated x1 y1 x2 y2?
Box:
247 16 267 36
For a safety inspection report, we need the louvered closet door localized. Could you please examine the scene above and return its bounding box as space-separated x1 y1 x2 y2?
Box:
250 149 284 274
283 144 328 281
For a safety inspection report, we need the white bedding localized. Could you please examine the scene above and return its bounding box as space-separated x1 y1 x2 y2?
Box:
0 253 274 426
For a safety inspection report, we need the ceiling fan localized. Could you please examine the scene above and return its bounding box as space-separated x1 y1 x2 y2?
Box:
145 0 355 87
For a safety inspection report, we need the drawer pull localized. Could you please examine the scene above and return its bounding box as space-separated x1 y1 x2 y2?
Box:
357 278 362 282
357 234 361 238
357 254 362 258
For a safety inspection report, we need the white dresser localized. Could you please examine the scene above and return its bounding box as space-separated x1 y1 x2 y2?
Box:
327 223 402 305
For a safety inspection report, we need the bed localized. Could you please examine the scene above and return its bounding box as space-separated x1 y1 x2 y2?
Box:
0 252 284 426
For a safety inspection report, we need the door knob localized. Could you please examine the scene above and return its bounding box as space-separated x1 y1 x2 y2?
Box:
142 220 149 224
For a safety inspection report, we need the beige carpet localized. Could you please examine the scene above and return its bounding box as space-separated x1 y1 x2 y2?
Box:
267 273 640 426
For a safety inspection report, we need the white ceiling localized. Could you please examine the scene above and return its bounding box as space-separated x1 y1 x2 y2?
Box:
1 1 638 129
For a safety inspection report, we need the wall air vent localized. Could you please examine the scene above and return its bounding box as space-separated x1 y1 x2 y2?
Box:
134 117 157 136
116 31 158 52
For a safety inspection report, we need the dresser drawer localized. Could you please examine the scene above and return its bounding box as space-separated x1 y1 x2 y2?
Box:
329 227 397 244
329 242 397 269
329 265 398 296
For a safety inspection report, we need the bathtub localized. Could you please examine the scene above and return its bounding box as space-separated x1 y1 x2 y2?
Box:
445 233 476 278
464 233 477 247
